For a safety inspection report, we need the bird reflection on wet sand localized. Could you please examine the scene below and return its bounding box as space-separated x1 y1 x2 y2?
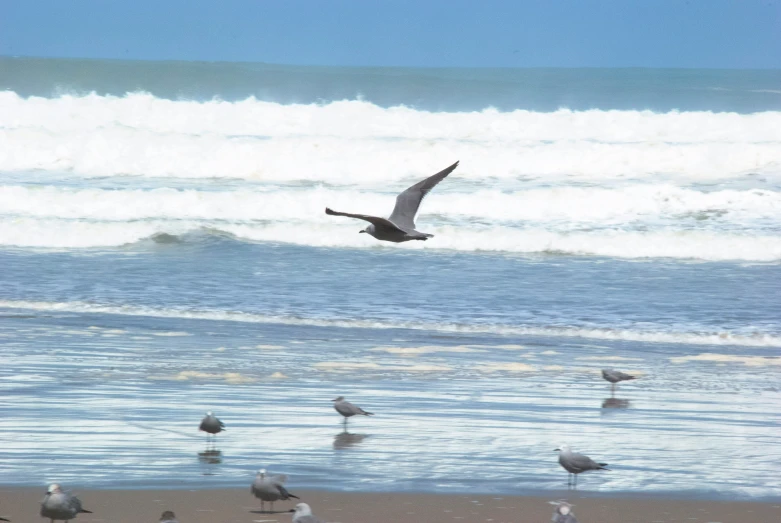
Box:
602 397 631 409
333 431 369 450
198 449 223 464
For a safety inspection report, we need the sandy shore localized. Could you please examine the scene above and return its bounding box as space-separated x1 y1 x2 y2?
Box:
2 488 780 523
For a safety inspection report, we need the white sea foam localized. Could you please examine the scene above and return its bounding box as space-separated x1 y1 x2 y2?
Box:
2 184 779 224
1 299 779 347
1 91 780 182
2 91 780 259
670 353 781 367
1 183 780 259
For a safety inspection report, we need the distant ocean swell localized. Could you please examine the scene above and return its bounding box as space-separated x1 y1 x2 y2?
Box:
1 299 779 348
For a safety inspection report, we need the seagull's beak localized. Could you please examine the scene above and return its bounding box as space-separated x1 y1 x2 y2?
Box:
288 509 296 513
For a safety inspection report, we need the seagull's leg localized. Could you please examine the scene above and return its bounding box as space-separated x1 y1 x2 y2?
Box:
260 500 264 512
574 473 578 488
270 501 274 512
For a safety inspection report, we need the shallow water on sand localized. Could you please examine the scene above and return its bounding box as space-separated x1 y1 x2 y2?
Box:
0 243 779 500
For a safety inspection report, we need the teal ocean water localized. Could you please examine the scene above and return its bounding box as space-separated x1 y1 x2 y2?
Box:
0 57 780 499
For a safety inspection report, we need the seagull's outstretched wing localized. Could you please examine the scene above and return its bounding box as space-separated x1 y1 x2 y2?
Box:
389 161 459 230
325 208 406 233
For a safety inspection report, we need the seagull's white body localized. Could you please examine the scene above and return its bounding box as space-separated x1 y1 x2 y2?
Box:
555 445 609 487
251 469 299 512
291 503 325 523
40 484 92 523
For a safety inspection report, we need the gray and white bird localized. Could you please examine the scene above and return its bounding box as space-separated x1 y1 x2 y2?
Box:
601 369 637 393
549 500 579 523
159 510 178 523
251 469 300 512
332 396 373 428
554 445 609 487
40 484 92 523
325 161 459 242
199 411 225 448
290 503 326 523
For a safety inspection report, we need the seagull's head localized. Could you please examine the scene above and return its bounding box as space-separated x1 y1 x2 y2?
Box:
292 503 312 517
554 444 571 453
548 501 574 515
46 484 61 494
257 468 266 477
332 396 344 402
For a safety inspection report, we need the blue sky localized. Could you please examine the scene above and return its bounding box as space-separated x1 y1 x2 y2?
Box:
1 1 779 68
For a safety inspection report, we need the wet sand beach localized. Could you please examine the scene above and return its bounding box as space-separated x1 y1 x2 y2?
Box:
3 488 780 523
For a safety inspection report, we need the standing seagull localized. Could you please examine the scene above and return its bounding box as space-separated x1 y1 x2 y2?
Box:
158 511 178 523
290 503 326 523
601 369 637 394
199 411 225 449
555 445 609 488
549 500 580 523
325 161 459 242
40 484 92 523
332 396 373 428
251 469 300 513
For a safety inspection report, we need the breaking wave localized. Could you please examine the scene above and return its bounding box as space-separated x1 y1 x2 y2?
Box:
1 91 780 260
1 91 780 182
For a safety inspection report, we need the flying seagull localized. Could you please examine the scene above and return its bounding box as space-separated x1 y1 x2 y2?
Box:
251 469 300 513
290 503 326 523
199 411 225 449
332 396 373 428
325 161 459 242
40 484 92 523
601 369 637 393
555 445 609 487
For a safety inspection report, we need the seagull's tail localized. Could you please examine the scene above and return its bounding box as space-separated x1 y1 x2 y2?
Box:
279 486 300 500
598 463 610 470
363 411 374 416
80 509 93 514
